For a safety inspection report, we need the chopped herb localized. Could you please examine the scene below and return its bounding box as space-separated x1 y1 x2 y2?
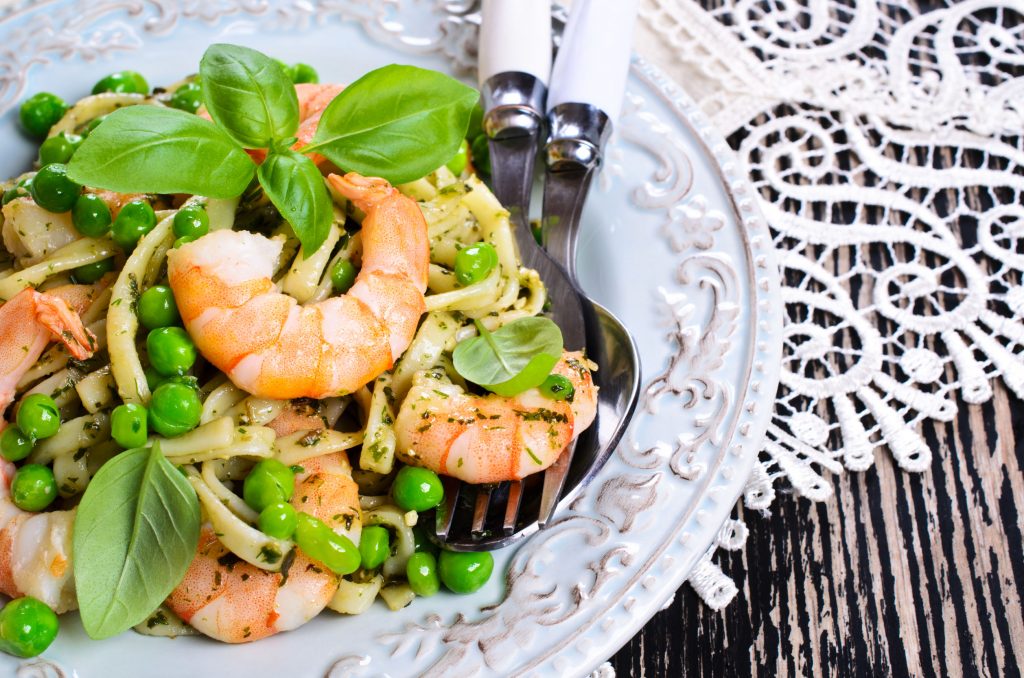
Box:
146 610 169 628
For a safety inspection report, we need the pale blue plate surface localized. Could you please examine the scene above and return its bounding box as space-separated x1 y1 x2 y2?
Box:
0 2 782 676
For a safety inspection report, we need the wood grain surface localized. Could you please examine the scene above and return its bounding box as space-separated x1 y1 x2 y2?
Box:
611 378 1024 677
609 2 1024 674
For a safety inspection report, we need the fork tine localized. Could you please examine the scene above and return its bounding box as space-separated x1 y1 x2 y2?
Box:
471 485 492 539
503 480 523 535
435 476 460 541
538 440 577 528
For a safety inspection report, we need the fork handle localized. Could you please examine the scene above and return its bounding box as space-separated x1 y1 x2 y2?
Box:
547 0 638 127
478 0 552 86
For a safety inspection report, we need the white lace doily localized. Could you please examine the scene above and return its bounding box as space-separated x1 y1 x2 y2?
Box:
635 0 1024 608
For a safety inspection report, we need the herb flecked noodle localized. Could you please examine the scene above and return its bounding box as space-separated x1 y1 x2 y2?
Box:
0 86 548 629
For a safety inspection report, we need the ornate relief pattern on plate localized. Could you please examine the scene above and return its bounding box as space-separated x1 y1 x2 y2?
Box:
0 1 781 675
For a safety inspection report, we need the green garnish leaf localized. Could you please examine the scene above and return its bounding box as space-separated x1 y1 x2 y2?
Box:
200 43 300 149
308 64 478 185
72 445 200 640
67 106 255 198
258 148 333 256
452 318 563 397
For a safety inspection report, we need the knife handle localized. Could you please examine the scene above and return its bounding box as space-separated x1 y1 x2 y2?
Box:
547 0 638 127
478 0 552 86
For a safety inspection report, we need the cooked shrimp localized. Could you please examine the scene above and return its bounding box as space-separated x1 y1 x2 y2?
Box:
394 351 598 483
167 172 428 399
165 452 361 643
267 400 326 438
0 460 76 612
1 286 98 423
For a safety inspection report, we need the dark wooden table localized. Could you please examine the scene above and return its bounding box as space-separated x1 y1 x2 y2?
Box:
611 382 1024 676
608 2 1024 672
608 290 1024 676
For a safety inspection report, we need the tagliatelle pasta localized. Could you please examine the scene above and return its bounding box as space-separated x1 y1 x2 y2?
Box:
0 46 598 654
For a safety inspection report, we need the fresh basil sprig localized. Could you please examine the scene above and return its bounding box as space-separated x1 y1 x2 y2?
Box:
453 317 563 397
200 43 299 149
305 64 479 185
72 445 200 640
258 148 333 254
68 43 479 255
66 106 255 198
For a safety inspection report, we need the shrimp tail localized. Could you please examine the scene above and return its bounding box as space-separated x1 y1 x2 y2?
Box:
328 173 396 210
32 291 97 361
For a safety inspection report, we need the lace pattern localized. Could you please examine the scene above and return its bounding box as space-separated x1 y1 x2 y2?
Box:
639 0 1024 606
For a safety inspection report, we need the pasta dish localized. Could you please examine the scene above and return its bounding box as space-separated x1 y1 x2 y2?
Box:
0 44 596 654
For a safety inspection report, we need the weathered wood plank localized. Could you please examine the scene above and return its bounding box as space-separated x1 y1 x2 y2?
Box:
611 382 1024 677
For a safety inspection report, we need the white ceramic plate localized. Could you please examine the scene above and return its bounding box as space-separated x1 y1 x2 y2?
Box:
0 2 782 676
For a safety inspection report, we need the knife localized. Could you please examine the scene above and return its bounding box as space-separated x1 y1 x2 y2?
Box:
478 0 588 355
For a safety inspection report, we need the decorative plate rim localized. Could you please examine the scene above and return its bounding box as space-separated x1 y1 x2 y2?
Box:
0 2 783 676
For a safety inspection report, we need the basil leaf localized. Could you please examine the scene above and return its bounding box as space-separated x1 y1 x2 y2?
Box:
452 318 563 396
258 148 333 255
73 445 200 640
66 106 255 198
200 43 299 148
309 64 478 185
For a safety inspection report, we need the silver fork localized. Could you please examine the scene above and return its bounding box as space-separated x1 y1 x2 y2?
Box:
435 0 639 550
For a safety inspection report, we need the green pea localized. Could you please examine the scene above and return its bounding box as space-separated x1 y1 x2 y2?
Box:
391 466 444 512
288 63 319 84
38 132 82 166
0 597 59 658
16 394 60 440
438 549 494 594
169 82 203 114
144 365 164 392
138 286 181 330
445 139 469 176
11 464 57 512
243 459 295 512
72 193 112 237
92 71 149 95
173 235 197 249
359 525 390 570
111 199 156 249
82 115 107 137
111 403 148 449
148 381 201 438
454 242 498 286
0 426 33 462
470 134 491 176
258 502 298 539
406 552 440 597
71 257 114 284
539 374 575 402
172 205 210 240
412 524 439 556
294 512 361 575
30 163 80 213
330 259 357 293
146 327 196 377
19 93 67 138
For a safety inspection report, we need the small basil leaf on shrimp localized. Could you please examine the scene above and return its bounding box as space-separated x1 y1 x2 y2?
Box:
452 317 563 397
